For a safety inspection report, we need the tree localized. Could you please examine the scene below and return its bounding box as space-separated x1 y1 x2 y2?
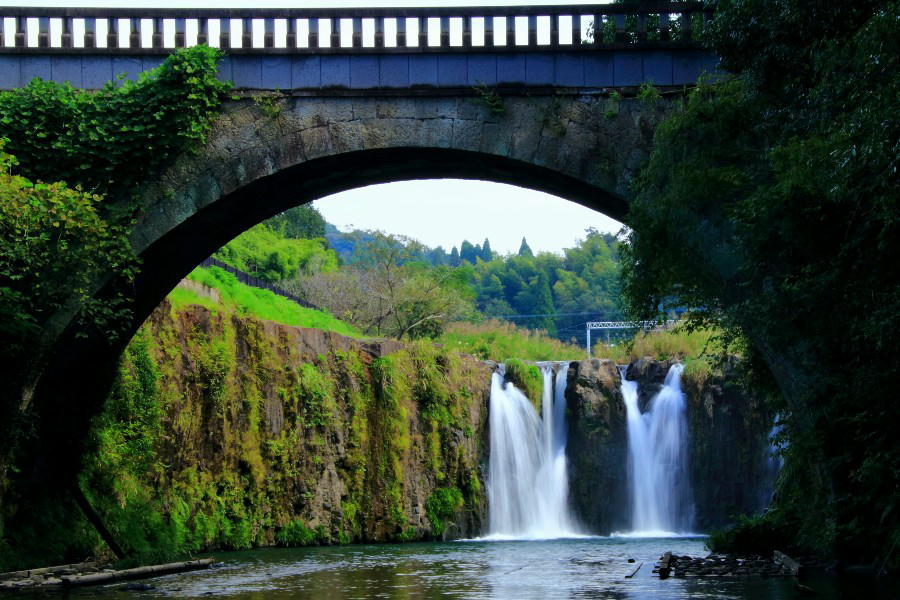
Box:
0 140 136 423
620 0 900 563
517 237 533 257
481 238 493 262
266 204 326 239
299 232 474 339
449 246 461 267
459 240 479 264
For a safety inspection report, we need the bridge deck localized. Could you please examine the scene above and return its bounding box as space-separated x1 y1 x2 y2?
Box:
0 3 717 91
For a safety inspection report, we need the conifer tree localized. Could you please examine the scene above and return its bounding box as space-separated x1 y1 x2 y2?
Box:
517 237 533 257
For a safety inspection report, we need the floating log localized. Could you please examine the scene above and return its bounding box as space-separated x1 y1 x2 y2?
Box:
0 561 99 580
625 562 644 579
773 550 803 577
61 558 214 587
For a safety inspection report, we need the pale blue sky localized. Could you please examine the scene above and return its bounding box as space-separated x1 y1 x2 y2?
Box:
2 0 623 254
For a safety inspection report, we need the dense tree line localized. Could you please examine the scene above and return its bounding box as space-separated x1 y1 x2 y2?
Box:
622 0 899 565
300 221 622 343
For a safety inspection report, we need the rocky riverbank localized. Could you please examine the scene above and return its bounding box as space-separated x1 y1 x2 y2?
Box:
653 551 795 579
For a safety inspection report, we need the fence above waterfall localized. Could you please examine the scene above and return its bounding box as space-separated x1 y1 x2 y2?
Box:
585 319 682 356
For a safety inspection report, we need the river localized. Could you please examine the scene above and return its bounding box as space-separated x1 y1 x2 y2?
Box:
17 536 893 599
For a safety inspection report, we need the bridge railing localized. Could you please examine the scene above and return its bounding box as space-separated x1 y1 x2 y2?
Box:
0 3 710 55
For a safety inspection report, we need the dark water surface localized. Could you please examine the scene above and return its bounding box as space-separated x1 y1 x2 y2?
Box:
12 537 897 599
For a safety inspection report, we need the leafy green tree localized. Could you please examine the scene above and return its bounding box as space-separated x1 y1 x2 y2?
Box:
620 0 900 563
449 246 461 267
0 141 137 439
266 204 326 240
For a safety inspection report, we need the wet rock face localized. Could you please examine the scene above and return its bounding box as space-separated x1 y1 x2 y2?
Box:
565 358 776 535
624 357 676 412
565 359 629 535
682 368 777 531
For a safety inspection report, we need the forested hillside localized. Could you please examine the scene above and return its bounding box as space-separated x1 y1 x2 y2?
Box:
209 204 622 346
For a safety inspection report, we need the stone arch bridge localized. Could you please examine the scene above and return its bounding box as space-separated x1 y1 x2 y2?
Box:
0 3 717 476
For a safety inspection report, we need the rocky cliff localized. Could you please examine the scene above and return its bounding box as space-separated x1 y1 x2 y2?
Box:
565 359 629 534
2 301 492 568
565 358 776 535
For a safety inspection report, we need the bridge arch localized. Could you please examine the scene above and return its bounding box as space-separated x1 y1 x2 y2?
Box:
131 94 671 327
27 92 674 486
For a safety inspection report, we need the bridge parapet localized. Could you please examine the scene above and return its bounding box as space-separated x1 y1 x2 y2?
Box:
0 3 709 55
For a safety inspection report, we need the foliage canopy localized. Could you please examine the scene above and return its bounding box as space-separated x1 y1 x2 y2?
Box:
621 0 900 563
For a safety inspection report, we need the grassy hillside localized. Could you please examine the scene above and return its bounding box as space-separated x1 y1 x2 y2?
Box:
438 320 584 362
170 266 361 338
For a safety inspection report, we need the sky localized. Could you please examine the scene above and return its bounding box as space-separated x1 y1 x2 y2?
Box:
314 180 623 255
2 0 622 255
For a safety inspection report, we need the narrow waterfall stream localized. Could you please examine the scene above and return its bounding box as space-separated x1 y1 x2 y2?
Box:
621 364 694 536
486 363 581 539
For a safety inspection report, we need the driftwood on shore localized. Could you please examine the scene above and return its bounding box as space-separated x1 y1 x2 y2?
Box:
0 560 100 581
0 558 214 590
625 561 644 579
61 558 215 587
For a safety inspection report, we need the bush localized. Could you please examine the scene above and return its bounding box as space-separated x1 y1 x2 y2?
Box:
425 487 464 537
707 513 789 556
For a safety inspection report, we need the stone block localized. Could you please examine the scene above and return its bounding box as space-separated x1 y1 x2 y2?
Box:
321 55 351 88
0 56 22 89
437 54 467 86
613 51 643 86
81 56 112 89
525 53 554 85
292 56 321 89
409 55 438 86
350 55 379 88
111 56 142 85
22 55 51 83
497 53 525 85
643 51 673 86
261 56 291 90
141 56 164 72
216 56 233 85
467 54 497 86
673 50 720 84
583 54 614 87
50 56 82 86
379 55 409 88
232 56 262 89
555 53 584 87
450 118 482 151
376 97 416 118
351 99 377 119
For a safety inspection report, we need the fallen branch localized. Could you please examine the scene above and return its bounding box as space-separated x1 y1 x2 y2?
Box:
61 558 214 587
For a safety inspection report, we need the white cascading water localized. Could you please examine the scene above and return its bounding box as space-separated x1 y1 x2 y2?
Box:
621 363 694 536
486 363 581 539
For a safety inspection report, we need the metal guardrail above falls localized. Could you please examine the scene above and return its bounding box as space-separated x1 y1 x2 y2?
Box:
0 3 710 55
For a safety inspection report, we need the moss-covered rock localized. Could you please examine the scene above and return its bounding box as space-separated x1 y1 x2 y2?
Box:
504 358 543 413
4 300 491 569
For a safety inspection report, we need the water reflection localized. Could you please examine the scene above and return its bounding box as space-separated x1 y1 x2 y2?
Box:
11 538 898 599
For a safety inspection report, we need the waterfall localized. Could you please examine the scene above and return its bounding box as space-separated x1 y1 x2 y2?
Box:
486 363 581 539
621 363 694 536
